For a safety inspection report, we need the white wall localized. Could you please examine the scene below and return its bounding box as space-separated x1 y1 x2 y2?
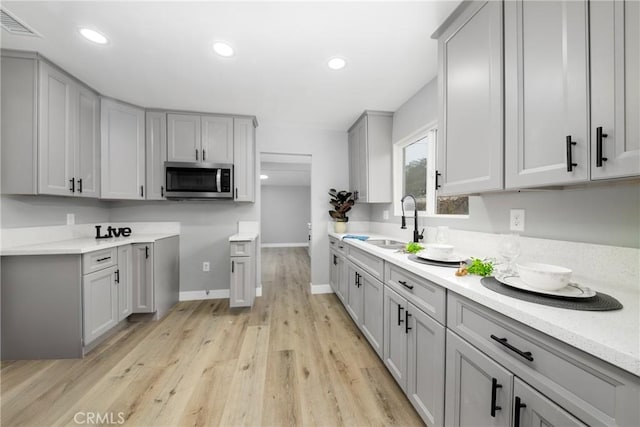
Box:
371 77 640 249
261 185 310 245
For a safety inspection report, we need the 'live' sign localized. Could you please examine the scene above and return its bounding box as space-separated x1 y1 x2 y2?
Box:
95 225 132 239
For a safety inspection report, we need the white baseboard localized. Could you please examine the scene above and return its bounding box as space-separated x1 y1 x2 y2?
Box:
179 289 229 301
310 283 333 295
180 286 262 301
261 242 309 248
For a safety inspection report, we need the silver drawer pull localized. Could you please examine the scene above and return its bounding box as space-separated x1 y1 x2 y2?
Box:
96 256 111 262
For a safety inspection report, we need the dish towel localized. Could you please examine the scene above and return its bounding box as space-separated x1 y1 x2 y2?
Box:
342 235 369 241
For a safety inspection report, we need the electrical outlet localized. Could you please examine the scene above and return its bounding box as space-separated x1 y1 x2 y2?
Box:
202 262 210 272
510 209 525 232
66 213 75 225
383 210 389 220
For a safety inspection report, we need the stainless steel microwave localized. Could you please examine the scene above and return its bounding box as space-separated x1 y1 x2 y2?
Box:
164 162 233 199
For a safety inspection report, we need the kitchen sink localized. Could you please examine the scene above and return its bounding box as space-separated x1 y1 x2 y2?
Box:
366 239 406 250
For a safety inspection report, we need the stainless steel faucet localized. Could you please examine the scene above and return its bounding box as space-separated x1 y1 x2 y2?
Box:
401 194 424 243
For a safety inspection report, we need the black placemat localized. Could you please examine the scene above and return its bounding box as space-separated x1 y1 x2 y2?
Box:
408 254 466 268
480 277 623 311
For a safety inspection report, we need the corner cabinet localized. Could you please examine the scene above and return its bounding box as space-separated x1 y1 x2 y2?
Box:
347 111 393 203
229 239 256 308
145 112 167 200
100 98 146 199
590 0 640 180
233 117 256 202
1 53 100 197
504 0 590 188
435 1 504 196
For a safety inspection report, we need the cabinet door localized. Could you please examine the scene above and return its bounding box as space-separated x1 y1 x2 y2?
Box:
356 117 368 202
146 112 167 200
167 113 201 162
437 1 503 195
407 303 446 427
117 245 133 321
360 268 383 358
329 251 341 298
383 285 408 390
75 85 100 198
445 330 513 427
100 98 146 199
337 255 349 305
202 115 233 163
132 243 155 313
83 266 118 345
348 126 360 200
513 378 586 427
505 0 589 188
230 256 253 308
38 61 75 196
345 263 364 324
233 118 255 202
590 0 640 179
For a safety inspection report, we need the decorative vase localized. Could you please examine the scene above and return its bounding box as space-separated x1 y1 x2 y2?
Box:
334 221 347 234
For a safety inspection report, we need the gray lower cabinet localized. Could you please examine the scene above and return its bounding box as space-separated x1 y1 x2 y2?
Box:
446 329 513 427
590 0 640 180
117 245 133 321
145 111 167 200
345 261 364 324
230 240 256 308
100 98 146 199
329 250 346 303
132 243 154 313
435 0 504 195
513 377 585 427
82 265 119 346
384 284 445 427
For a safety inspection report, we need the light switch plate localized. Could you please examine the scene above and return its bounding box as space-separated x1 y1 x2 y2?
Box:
510 209 525 232
202 262 210 272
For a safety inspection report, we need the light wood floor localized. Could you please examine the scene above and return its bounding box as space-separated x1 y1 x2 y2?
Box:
1 247 423 426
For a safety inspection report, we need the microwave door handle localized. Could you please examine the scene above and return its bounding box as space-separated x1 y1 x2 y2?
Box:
216 169 222 193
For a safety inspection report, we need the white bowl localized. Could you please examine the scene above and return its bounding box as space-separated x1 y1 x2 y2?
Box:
516 262 572 291
423 243 455 259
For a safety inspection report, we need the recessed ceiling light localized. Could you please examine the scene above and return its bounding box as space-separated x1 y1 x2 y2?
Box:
260 174 269 180
328 57 346 70
213 41 234 57
79 28 108 45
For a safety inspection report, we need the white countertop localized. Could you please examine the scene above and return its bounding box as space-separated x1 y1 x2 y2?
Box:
1 233 179 255
229 232 259 242
330 232 640 377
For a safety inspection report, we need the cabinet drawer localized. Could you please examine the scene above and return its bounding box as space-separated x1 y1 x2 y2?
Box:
384 264 446 325
448 293 640 426
328 237 347 254
347 245 383 281
230 240 254 257
82 247 118 274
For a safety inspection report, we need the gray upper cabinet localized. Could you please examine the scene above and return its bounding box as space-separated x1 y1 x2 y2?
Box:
100 98 146 199
435 1 504 196
167 114 234 164
39 61 100 197
590 0 640 180
233 117 256 202
167 114 201 162
145 111 167 200
347 111 393 203
202 115 234 163
505 0 590 188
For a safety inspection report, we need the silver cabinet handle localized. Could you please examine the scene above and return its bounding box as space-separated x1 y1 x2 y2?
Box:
216 169 222 192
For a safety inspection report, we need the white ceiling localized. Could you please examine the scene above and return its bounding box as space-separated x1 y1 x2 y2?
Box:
1 1 459 130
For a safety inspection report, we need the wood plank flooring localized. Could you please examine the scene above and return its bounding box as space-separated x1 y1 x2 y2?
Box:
1 247 423 426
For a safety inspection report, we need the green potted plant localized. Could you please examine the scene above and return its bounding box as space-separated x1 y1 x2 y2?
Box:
328 188 354 233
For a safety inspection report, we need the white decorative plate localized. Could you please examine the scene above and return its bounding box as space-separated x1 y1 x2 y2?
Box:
416 251 467 263
495 274 596 298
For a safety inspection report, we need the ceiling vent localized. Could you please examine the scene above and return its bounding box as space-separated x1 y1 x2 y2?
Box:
1 8 41 37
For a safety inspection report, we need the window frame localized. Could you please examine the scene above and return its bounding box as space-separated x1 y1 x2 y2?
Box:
392 122 469 219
